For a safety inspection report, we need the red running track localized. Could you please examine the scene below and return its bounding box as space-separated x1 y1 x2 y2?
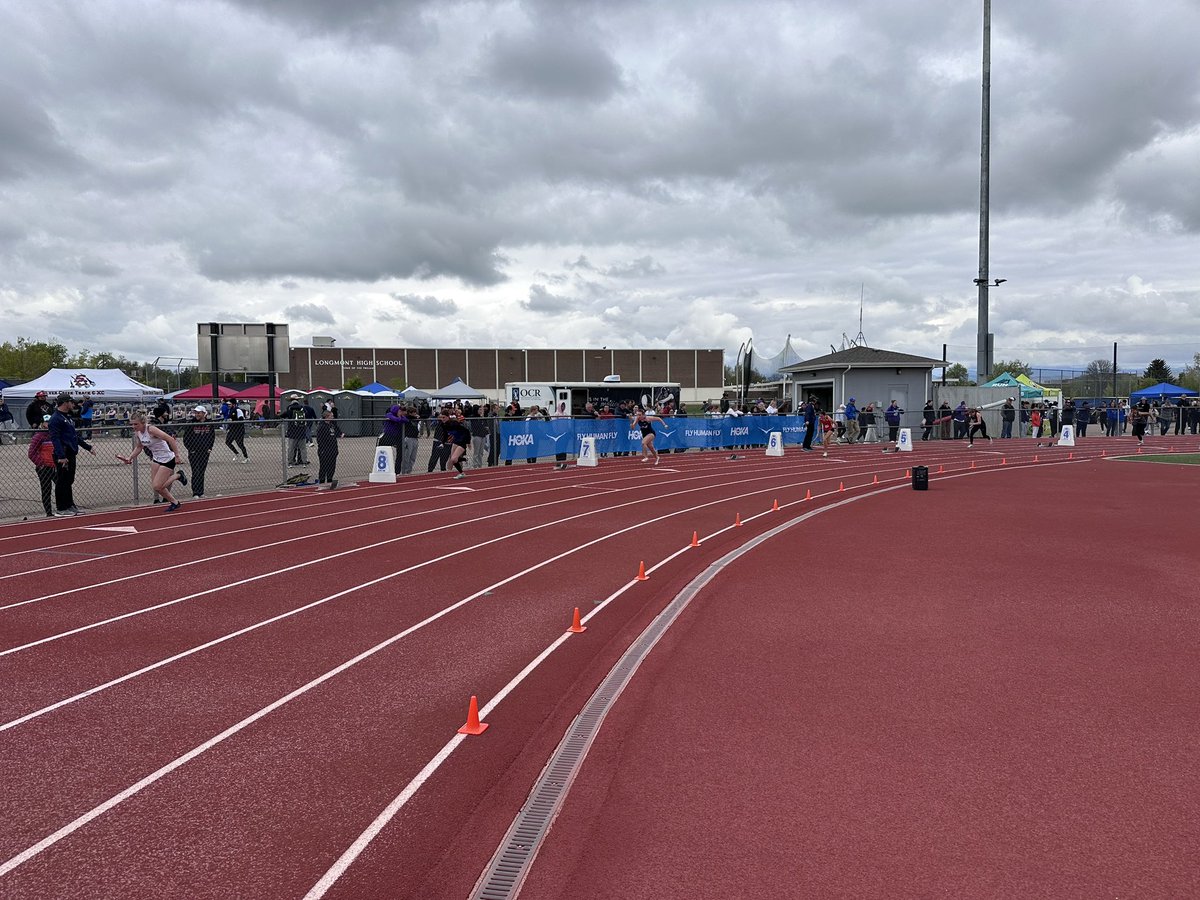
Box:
0 436 1196 899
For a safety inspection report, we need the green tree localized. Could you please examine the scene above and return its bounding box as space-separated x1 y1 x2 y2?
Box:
943 363 970 383
990 358 1032 378
0 337 69 379
344 377 364 390
1144 358 1174 383
1178 353 1200 392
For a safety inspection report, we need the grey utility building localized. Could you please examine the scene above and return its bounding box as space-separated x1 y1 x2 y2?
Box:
779 346 950 416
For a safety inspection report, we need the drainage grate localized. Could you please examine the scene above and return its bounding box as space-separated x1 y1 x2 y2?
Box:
468 492 894 900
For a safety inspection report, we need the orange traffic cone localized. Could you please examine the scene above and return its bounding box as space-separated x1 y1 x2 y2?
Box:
838 481 845 492
969 460 975 469
1068 452 1074 459
905 469 910 478
771 499 780 511
1034 454 1039 462
1101 448 1106 457
1168 445 1175 453
804 488 812 500
1137 446 1143 454
458 695 488 735
690 531 700 548
871 474 879 484
1001 457 1007 465
569 607 587 634
937 464 944 474
734 512 743 527
636 561 649 581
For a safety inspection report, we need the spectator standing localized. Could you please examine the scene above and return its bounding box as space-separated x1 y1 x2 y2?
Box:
860 404 877 443
315 409 343 488
47 393 96 516
1076 401 1091 437
843 398 860 444
28 415 58 516
1158 400 1174 436
885 400 903 443
428 407 453 471
26 390 51 428
285 399 310 466
151 396 171 426
1029 405 1043 443
1000 398 1015 439
469 404 491 469
0 393 16 444
938 401 952 440
226 401 250 462
1061 399 1075 434
1105 402 1120 437
834 403 847 441
380 402 405 465
921 401 935 441
182 406 216 498
801 396 817 452
78 399 95 439
952 401 968 440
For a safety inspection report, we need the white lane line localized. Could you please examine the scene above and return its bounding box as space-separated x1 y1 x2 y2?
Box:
0 463 819 729
0 451 845 618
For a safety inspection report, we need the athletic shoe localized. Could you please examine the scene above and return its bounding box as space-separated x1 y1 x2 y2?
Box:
641 457 650 463
241 456 249 464
822 451 828 457
53 509 75 517
165 502 181 512
177 469 188 486
67 506 82 515
453 473 466 480
153 496 163 503
328 479 338 490
192 494 204 499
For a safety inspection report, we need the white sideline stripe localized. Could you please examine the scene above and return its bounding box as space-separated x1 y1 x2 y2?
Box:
0 462 817 729
82 526 139 534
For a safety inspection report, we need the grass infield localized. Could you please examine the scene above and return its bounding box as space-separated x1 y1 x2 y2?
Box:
1117 453 1200 465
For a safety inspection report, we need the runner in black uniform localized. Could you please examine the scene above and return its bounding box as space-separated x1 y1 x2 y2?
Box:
630 408 665 465
441 409 472 479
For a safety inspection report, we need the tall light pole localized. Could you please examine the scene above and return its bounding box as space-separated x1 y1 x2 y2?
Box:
976 0 993 383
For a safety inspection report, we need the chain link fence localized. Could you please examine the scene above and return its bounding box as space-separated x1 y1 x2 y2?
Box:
0 418 504 522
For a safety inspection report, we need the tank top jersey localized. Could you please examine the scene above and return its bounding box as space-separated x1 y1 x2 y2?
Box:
137 427 175 464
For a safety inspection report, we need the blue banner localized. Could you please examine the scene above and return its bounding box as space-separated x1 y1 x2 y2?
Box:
500 416 815 460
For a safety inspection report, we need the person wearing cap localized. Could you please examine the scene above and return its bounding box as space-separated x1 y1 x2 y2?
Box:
26 390 52 428
47 393 96 516
0 392 15 444
181 406 216 498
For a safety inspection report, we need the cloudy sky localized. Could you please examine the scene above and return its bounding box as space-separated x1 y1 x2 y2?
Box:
3 0 1199 374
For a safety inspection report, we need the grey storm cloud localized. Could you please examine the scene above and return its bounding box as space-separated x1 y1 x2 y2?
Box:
1 0 1199 369
283 303 336 324
392 293 460 317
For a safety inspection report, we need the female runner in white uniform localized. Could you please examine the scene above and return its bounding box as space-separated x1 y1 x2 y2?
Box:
117 412 188 510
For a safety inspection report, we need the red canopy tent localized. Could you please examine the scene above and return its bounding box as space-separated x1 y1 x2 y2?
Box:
231 383 282 399
173 384 239 400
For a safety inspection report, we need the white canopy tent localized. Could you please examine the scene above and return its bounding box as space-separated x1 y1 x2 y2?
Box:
2 368 164 402
431 378 486 401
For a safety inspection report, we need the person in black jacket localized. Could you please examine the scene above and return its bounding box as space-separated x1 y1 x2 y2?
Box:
427 407 452 472
26 390 52 428
182 406 216 498
315 409 343 487
225 401 249 462
285 399 309 466
921 401 936 441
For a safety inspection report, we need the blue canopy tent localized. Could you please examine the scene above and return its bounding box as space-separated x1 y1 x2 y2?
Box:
359 381 396 394
1129 382 1198 400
